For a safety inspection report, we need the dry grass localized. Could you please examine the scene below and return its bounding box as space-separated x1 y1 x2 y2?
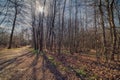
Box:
0 46 31 59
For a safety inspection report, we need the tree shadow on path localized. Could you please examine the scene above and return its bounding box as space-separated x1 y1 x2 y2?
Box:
43 54 67 80
0 51 32 71
9 53 39 80
30 53 39 80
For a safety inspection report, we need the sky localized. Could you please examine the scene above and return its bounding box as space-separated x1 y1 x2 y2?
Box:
0 0 120 33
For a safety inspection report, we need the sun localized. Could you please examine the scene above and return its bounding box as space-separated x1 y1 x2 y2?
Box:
36 1 45 15
38 6 43 13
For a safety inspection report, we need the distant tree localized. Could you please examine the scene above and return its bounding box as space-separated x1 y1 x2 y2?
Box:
58 0 66 54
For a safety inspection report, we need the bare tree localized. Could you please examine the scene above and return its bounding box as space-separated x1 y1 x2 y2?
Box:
106 0 117 60
58 0 66 54
8 0 18 49
99 0 107 61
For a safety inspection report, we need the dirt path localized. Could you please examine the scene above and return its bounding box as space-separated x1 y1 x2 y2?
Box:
0 47 58 80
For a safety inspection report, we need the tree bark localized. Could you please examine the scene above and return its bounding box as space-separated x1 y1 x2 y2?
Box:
58 0 66 54
8 4 17 49
99 0 107 61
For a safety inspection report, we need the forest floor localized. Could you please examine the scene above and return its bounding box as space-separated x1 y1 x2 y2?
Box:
0 46 120 80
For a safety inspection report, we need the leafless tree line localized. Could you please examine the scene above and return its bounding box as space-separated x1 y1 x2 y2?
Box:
31 0 120 61
0 0 120 62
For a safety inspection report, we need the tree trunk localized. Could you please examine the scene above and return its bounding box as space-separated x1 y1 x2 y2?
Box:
106 0 117 60
99 0 107 61
58 0 66 54
8 5 17 49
